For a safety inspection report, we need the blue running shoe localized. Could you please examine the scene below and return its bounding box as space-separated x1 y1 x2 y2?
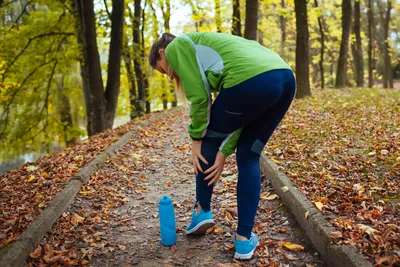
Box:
234 232 259 260
186 209 215 235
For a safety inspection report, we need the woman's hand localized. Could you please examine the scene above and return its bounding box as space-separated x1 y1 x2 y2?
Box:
192 140 208 175
204 151 226 186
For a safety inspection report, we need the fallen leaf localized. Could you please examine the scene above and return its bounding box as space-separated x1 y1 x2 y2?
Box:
283 252 298 261
213 226 223 234
314 201 324 211
376 256 393 265
357 224 379 236
328 231 343 239
26 165 39 172
29 246 42 259
283 242 304 251
271 158 281 164
279 227 287 233
266 194 279 200
281 186 289 192
71 213 85 225
27 175 36 182
260 192 271 200
305 211 310 219
118 245 126 251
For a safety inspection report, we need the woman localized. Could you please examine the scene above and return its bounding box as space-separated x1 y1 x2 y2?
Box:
149 32 296 260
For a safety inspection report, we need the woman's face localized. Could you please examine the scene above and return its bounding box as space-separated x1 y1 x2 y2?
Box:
156 48 174 79
156 48 170 76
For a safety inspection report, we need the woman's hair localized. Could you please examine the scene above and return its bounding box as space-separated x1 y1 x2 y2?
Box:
149 32 187 106
149 32 176 68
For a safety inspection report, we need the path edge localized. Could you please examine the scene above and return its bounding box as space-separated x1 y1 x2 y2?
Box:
0 108 182 267
260 154 373 267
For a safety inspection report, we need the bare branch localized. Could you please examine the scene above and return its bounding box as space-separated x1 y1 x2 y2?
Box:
0 0 18 8
103 0 111 19
1 32 74 83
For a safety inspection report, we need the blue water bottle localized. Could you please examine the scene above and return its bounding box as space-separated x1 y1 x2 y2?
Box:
158 196 177 246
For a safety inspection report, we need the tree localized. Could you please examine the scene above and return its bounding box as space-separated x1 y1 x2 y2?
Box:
314 0 325 89
215 0 222 32
133 0 146 115
377 0 393 88
232 0 241 36
366 0 375 88
335 0 352 88
74 0 124 135
294 0 311 98
244 0 258 40
352 0 364 87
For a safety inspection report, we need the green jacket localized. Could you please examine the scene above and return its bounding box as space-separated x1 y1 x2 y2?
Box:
165 32 292 157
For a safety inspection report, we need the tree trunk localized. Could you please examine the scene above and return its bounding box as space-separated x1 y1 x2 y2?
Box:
133 0 145 115
215 0 222 32
104 0 124 128
314 0 325 89
123 37 138 120
353 0 364 87
57 75 76 146
378 0 393 88
74 0 107 136
280 0 286 45
160 0 176 107
335 0 352 88
232 0 241 36
141 0 151 114
366 0 374 87
244 0 258 40
294 0 311 98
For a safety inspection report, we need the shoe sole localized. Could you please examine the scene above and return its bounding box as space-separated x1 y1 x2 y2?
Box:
186 219 215 235
233 241 260 260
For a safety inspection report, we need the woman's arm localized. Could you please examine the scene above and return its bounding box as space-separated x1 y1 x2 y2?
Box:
165 37 211 140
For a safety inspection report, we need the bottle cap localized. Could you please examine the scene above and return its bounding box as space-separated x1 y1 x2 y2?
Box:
160 195 171 205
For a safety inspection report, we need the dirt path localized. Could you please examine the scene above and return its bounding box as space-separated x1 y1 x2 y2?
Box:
27 112 324 267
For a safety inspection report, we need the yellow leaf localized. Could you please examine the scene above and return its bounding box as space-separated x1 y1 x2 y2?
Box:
38 202 46 208
314 201 324 211
328 231 343 239
305 211 310 219
271 157 281 164
118 245 126 251
213 226 223 233
281 186 289 192
283 242 304 251
27 175 36 182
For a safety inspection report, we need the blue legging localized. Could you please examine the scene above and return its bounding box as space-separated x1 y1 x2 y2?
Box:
195 69 296 239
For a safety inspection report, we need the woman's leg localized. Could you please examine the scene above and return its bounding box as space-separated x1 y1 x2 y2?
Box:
195 69 295 215
235 72 296 239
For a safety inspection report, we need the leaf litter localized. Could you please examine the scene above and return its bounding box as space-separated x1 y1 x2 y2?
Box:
25 110 323 266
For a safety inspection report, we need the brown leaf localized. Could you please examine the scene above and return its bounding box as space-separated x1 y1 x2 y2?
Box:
29 246 42 259
328 231 343 239
375 256 393 265
283 252 298 261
